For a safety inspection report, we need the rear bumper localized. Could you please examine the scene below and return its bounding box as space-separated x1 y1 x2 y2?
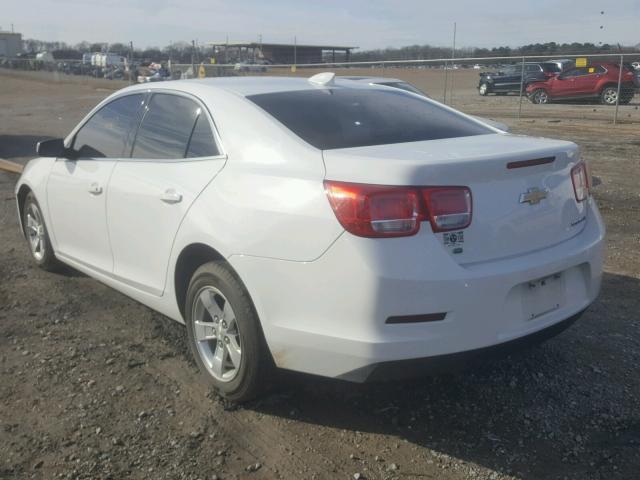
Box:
230 199 605 380
357 309 583 382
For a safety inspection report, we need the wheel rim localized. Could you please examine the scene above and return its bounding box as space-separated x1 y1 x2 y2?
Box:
192 286 242 382
603 88 618 104
480 84 487 94
536 91 548 104
25 202 45 261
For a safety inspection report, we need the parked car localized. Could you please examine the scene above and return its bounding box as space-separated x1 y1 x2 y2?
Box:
527 63 639 105
478 62 564 96
234 61 268 72
546 59 575 72
341 76 511 131
16 73 604 401
137 66 171 83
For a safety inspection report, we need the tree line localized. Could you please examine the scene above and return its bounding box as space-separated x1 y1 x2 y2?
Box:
20 38 640 63
351 42 640 61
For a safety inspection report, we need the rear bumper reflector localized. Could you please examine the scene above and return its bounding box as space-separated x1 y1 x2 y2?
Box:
386 312 447 324
507 156 555 169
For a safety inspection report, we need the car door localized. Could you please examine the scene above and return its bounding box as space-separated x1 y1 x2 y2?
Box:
46 93 144 272
574 65 607 96
551 67 587 98
106 91 226 296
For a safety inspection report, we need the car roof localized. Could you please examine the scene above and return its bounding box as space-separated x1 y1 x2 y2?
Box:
339 76 406 84
119 75 388 97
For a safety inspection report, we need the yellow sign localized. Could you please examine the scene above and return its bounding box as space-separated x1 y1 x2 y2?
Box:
198 64 206 79
588 67 595 73
291 65 297 73
576 57 587 67
210 57 216 64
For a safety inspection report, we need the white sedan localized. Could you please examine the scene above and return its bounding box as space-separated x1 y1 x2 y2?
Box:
15 73 605 401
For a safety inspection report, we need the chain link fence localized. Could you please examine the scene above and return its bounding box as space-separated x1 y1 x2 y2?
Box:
2 53 639 125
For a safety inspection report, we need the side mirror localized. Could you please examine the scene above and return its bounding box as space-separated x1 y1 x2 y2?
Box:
36 138 67 157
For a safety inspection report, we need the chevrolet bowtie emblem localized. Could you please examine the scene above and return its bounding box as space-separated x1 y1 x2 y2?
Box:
519 187 548 205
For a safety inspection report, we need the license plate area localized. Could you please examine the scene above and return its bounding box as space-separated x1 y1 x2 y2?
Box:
522 272 564 320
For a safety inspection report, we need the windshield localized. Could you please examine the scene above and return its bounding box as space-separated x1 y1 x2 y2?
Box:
247 88 491 150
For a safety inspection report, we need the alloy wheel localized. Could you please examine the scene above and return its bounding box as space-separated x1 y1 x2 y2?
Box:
191 286 242 382
25 203 46 261
603 88 618 105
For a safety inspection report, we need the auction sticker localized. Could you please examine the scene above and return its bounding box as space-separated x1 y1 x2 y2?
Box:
443 231 464 247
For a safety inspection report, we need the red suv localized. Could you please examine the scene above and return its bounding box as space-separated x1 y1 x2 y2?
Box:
527 63 638 105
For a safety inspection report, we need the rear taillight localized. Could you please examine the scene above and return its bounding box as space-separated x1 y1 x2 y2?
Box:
324 181 472 238
571 162 590 202
421 187 472 232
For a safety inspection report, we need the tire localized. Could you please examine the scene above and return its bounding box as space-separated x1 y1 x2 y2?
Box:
529 89 549 104
600 86 619 105
22 192 60 271
478 83 490 96
185 261 272 402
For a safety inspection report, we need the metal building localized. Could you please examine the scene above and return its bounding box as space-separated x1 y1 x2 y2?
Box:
208 41 356 64
0 31 23 57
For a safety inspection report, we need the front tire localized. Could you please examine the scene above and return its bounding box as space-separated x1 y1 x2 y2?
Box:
22 192 60 271
185 261 272 402
529 89 549 104
478 83 490 96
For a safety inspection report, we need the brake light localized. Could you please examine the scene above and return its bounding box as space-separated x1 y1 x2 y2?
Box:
571 162 590 202
421 187 472 232
324 181 472 238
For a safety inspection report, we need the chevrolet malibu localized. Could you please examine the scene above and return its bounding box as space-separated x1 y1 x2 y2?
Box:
15 73 605 401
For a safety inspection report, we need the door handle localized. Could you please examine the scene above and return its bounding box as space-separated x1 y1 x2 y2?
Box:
88 182 103 195
160 189 182 204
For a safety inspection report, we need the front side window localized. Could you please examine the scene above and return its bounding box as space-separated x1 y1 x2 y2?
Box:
73 94 144 158
132 93 218 159
248 88 492 150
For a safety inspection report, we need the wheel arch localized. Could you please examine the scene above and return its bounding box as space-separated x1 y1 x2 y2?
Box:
16 183 32 237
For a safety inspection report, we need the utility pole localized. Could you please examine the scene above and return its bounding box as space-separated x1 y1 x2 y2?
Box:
294 36 297 66
11 23 15 33
191 39 196 77
450 22 456 105
129 41 134 85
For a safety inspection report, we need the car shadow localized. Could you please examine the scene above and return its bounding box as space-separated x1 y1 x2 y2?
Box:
0 134 53 162
248 271 639 479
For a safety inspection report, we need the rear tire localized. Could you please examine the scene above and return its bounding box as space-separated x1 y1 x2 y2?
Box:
185 261 273 402
22 192 60 271
600 86 619 105
529 89 550 104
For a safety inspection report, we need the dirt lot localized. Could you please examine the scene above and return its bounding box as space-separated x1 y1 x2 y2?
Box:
1 70 639 480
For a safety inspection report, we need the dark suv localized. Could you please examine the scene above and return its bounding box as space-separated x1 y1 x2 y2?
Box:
478 62 564 96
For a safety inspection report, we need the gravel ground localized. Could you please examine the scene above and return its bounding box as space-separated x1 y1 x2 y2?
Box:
0 70 639 480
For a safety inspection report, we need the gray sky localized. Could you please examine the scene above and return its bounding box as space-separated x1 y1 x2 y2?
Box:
4 0 639 50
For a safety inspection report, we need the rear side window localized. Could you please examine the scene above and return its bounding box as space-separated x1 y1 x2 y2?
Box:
132 93 218 159
73 94 143 158
247 88 491 150
187 114 219 157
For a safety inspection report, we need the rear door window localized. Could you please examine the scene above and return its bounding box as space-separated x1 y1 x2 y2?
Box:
248 88 491 150
132 93 218 159
187 114 219 157
73 94 144 158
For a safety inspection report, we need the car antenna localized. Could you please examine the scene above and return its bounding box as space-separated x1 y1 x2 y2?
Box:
308 72 336 86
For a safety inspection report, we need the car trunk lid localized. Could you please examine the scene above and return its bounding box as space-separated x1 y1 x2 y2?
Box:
322 134 589 264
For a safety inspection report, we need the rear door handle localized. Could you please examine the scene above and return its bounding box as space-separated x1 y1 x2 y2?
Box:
160 189 182 204
88 182 103 195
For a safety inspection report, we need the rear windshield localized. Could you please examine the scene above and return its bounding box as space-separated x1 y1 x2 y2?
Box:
247 88 492 150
